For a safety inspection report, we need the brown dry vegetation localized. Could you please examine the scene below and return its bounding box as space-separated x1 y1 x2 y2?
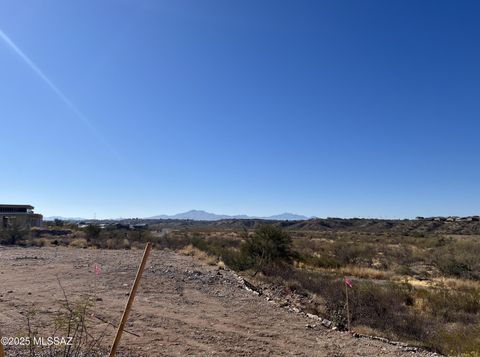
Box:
151 224 480 355
2 219 480 355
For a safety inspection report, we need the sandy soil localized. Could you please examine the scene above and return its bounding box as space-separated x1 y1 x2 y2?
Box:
0 246 437 356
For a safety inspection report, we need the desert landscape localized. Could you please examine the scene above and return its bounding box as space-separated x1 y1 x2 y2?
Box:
2 1 480 356
2 217 479 355
1 244 438 357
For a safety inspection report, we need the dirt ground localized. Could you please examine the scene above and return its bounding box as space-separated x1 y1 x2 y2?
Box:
0 246 437 356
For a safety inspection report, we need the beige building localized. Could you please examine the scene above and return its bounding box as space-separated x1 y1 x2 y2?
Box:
0 204 43 229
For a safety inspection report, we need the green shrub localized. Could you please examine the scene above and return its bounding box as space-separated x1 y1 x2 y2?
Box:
240 225 292 273
190 234 210 252
221 249 252 271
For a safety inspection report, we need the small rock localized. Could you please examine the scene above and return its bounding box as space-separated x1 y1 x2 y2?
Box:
321 319 332 328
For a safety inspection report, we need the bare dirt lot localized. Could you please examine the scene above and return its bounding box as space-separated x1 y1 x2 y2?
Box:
1 247 437 356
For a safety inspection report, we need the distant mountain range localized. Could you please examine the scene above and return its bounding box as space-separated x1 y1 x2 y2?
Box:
45 210 310 222
148 210 310 221
44 216 88 221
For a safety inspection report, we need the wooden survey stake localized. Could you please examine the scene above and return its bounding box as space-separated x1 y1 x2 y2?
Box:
109 242 152 356
345 283 350 331
0 335 5 357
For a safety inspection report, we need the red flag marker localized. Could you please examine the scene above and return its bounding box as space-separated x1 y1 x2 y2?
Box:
95 264 101 276
344 276 353 288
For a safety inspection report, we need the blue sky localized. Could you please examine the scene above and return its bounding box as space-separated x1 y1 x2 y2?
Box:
1 1 479 219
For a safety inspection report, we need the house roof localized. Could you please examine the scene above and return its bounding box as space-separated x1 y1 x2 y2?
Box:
0 204 34 209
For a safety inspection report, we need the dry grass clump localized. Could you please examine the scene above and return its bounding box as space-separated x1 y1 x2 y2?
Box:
440 277 480 290
29 237 51 247
338 266 393 280
179 244 218 266
69 238 88 248
179 244 195 256
105 238 130 249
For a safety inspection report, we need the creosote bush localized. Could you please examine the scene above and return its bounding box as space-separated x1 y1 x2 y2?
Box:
241 225 293 265
188 225 294 274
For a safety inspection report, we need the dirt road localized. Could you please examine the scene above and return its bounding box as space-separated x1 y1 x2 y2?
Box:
0 247 436 356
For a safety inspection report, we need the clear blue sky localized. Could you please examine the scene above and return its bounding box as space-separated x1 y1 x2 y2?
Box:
1 1 479 219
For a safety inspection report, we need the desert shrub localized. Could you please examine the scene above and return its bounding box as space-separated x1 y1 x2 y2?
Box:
220 249 252 271
18 283 107 356
155 232 190 250
239 225 292 274
430 324 480 355
105 238 129 249
187 233 251 270
245 225 292 260
432 239 480 280
259 265 432 343
31 238 51 247
331 240 375 266
69 238 88 248
84 224 101 241
302 254 341 269
351 282 428 341
389 245 419 266
186 226 293 273
439 259 473 279
190 234 210 252
422 288 480 321
122 238 131 249
0 225 29 245
395 264 415 276
128 229 152 243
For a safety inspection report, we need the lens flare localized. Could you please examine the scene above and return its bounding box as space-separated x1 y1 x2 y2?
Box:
0 28 120 161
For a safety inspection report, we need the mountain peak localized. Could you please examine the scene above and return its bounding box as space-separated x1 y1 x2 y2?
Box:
148 210 309 221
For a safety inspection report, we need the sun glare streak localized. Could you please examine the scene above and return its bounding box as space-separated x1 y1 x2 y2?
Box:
0 28 121 162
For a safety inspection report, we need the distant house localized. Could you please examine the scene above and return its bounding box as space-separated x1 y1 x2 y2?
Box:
0 204 43 229
131 223 149 230
111 223 130 230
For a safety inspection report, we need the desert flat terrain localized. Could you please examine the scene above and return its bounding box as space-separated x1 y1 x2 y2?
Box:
0 246 436 356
